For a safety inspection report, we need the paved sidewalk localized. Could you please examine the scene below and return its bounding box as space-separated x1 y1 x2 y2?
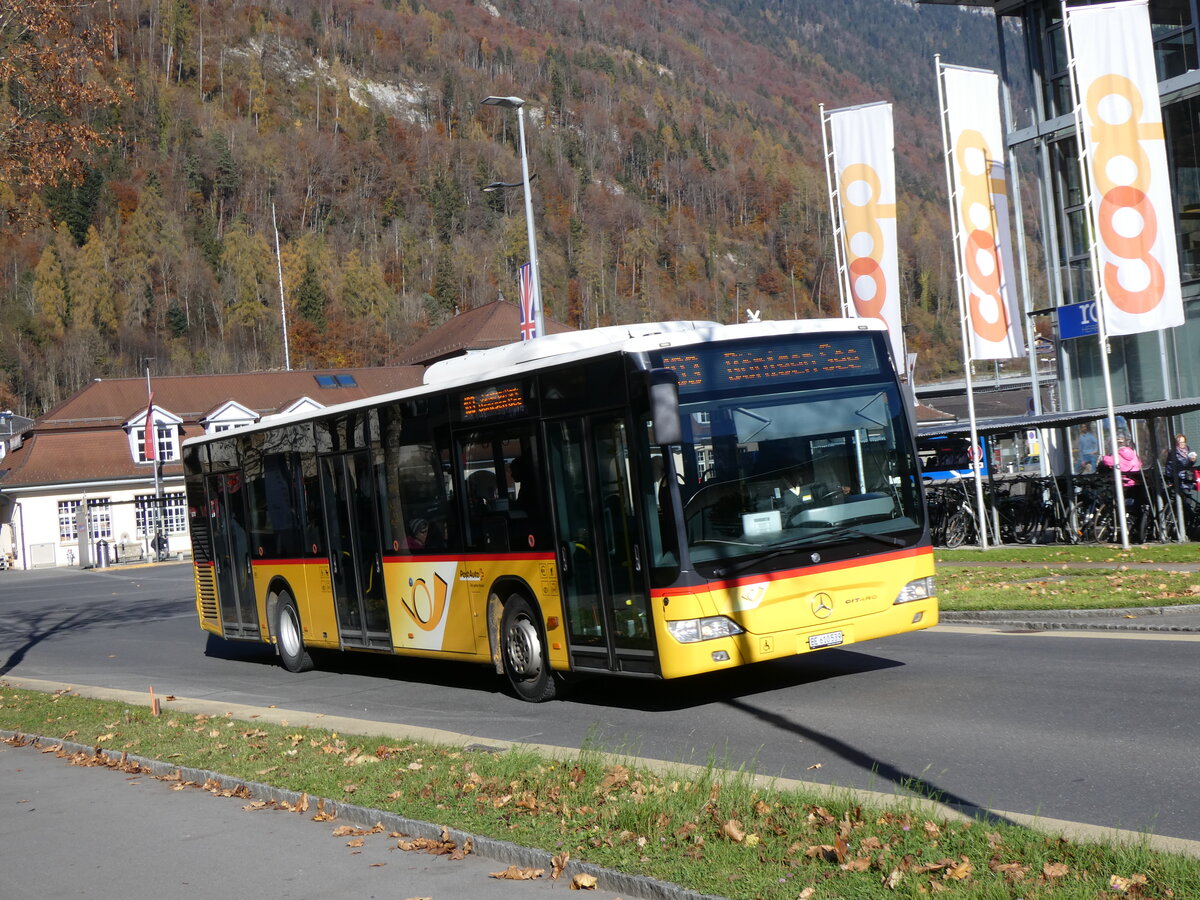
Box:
0 735 704 900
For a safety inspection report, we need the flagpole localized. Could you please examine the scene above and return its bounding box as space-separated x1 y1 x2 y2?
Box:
819 103 850 318
272 201 291 371
145 362 162 563
936 55 990 550
1063 1 1131 549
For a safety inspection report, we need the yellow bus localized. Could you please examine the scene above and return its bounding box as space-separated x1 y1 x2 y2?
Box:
183 320 937 701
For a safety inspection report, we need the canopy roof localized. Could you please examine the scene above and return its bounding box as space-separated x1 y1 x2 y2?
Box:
917 396 1200 438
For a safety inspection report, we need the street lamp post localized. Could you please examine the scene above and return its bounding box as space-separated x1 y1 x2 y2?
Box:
481 95 545 338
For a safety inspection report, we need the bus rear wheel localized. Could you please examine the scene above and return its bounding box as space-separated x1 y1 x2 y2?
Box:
501 594 557 702
275 592 314 673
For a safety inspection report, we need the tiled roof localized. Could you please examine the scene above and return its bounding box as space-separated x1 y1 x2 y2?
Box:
1 367 424 489
395 300 575 366
1 430 181 487
39 368 423 429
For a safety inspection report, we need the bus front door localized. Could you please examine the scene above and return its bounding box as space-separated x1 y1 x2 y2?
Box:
206 471 259 638
318 451 391 649
546 415 656 675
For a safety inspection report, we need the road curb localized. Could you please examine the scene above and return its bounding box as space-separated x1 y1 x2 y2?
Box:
941 603 1200 632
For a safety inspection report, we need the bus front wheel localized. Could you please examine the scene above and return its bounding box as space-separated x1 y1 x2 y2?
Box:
275 593 314 674
501 594 557 702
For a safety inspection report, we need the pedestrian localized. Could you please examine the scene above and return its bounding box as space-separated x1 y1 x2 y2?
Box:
1100 435 1143 487
1076 422 1099 473
1165 433 1197 493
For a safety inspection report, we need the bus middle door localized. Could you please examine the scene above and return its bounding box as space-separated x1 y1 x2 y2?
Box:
206 470 259 638
318 451 391 649
546 414 657 675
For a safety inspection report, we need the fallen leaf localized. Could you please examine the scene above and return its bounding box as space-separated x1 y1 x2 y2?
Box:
346 839 364 848
551 851 570 879
569 873 598 891
924 821 941 838
944 857 974 880
841 856 872 872
1043 861 1069 879
489 865 544 880
883 868 903 889
807 763 823 770
721 819 746 842
1109 873 1149 894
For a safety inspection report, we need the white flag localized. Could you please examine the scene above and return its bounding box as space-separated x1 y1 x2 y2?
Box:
942 65 1026 360
1067 0 1183 336
828 103 905 365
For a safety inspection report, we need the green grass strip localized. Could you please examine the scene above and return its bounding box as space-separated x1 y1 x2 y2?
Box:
936 568 1200 612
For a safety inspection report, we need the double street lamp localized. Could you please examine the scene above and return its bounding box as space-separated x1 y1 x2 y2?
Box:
481 95 545 338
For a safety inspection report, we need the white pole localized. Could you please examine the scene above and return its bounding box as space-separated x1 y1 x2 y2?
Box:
272 202 291 371
1063 1 1130 548
819 103 851 319
936 55 990 549
146 364 162 562
515 106 545 338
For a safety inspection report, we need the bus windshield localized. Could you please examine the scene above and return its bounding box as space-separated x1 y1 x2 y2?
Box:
663 358 923 569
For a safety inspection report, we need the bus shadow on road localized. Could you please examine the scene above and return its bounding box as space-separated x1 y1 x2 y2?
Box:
562 649 904 712
202 639 900 705
202 634 506 693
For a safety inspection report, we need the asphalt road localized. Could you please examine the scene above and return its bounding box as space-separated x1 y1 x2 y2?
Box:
1 564 1198 845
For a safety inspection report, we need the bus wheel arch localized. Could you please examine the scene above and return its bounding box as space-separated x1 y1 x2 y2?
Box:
487 580 557 702
268 580 313 674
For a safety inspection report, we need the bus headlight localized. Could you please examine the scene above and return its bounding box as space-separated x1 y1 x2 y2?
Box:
666 616 745 643
894 576 935 604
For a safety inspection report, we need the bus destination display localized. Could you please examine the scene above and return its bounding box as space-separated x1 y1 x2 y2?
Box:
459 383 527 421
660 337 879 393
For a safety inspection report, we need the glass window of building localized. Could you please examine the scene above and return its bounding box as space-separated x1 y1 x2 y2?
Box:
1049 137 1094 304
1150 0 1197 79
1165 95 1200 283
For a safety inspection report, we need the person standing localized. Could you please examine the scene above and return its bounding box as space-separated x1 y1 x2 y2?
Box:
1076 422 1099 473
1165 433 1197 494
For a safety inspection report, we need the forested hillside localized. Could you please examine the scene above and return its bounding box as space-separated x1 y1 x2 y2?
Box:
0 0 1004 415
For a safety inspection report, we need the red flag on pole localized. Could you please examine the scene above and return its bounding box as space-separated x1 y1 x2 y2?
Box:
144 392 156 462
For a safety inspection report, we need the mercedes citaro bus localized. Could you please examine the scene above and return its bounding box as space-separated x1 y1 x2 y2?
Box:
184 319 936 701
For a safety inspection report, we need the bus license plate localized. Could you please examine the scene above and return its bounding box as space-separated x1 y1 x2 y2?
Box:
808 630 844 650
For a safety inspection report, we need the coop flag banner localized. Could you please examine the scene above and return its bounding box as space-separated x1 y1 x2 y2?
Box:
1067 0 1183 336
518 262 537 341
942 65 1026 359
827 102 904 365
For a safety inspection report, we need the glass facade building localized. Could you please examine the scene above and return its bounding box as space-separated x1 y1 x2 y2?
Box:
928 0 1200 448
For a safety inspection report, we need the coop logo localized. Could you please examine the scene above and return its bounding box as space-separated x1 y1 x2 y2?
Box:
953 129 1011 343
1086 74 1166 315
839 162 895 323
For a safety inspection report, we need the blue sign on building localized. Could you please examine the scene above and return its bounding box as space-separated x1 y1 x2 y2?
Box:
1056 299 1099 340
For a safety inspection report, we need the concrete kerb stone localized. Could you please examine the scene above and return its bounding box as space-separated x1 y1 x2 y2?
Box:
4 675 1200 864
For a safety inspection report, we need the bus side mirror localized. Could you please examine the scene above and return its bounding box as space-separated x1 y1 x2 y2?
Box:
647 369 682 446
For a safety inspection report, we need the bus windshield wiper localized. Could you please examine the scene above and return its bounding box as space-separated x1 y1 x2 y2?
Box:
807 525 907 548
710 527 907 578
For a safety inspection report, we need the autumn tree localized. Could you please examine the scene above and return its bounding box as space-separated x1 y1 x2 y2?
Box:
0 1 127 227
